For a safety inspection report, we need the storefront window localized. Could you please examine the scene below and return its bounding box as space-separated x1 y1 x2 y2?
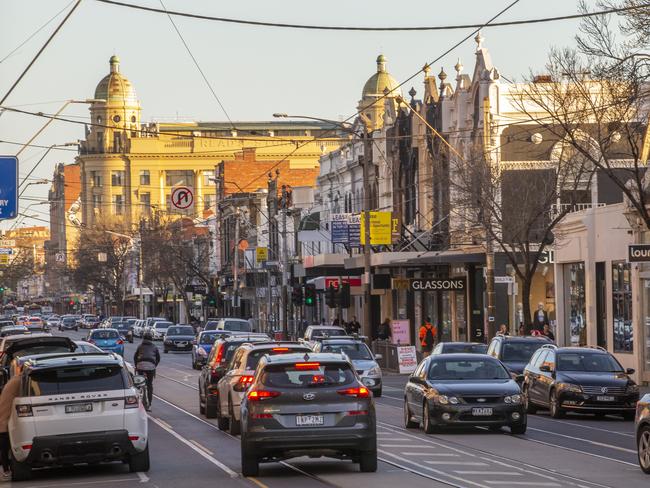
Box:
564 263 586 346
612 262 633 353
455 293 467 341
441 292 452 342
643 280 650 372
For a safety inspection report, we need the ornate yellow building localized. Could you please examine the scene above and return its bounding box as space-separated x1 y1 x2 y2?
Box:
78 56 342 226
357 54 402 131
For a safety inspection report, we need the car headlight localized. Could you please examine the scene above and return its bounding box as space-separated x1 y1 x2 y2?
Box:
436 395 459 405
557 383 582 393
366 366 382 376
197 347 207 356
504 394 522 404
627 384 639 393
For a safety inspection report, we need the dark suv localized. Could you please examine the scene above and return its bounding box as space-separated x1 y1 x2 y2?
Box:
198 334 270 418
240 352 377 476
523 345 639 419
487 335 553 374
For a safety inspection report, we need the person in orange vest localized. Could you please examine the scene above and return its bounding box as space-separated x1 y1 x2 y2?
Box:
419 317 437 357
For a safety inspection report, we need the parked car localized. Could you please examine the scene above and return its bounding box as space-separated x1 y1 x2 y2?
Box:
87 328 125 356
191 330 232 369
148 321 173 341
198 334 270 419
522 345 639 419
313 337 383 397
403 353 526 434
215 341 311 434
0 325 28 337
59 316 79 332
431 342 489 355
486 335 553 374
239 352 377 476
0 320 15 329
636 393 650 474
132 319 146 338
8 353 149 480
163 325 195 353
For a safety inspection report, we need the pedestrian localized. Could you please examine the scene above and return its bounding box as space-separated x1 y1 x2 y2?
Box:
542 323 555 341
518 324 525 336
497 324 509 336
332 316 341 327
532 302 549 332
346 316 361 335
419 317 437 357
0 359 24 480
134 332 160 410
377 318 392 340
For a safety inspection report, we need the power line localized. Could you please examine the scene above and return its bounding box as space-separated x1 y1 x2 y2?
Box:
0 0 82 105
93 0 649 32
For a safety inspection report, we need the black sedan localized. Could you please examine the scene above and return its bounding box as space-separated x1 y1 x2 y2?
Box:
164 325 196 353
404 354 526 434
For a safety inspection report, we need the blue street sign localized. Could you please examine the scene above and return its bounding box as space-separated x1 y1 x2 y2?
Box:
0 156 18 221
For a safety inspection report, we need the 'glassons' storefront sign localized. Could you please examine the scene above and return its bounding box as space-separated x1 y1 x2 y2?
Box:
628 244 650 262
410 278 466 291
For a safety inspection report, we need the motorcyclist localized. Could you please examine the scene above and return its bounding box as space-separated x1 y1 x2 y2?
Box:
134 332 160 410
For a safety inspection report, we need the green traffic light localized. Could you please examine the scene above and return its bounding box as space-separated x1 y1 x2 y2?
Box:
305 297 314 305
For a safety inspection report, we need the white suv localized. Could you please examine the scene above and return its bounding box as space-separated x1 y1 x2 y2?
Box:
8 353 149 480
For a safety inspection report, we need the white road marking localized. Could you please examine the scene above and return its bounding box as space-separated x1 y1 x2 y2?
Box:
425 461 489 466
527 426 637 453
454 471 522 475
399 452 459 456
149 416 238 478
380 444 436 448
137 472 149 483
520 437 638 467
485 482 560 486
533 415 635 437
190 439 215 455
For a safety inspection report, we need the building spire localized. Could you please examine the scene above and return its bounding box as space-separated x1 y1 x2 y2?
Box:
474 31 484 51
109 54 120 74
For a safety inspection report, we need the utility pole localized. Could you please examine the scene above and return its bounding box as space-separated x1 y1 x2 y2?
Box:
138 219 144 319
483 97 496 339
233 209 240 317
362 130 373 339
281 185 289 339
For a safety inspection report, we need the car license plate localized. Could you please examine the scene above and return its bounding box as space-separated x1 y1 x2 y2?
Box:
177 341 187 346
596 395 615 402
471 407 493 416
65 403 93 414
296 414 324 426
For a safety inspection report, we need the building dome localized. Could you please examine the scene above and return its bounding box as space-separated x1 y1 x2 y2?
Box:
361 54 401 98
94 55 138 105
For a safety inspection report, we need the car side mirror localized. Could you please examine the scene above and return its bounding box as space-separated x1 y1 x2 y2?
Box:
539 365 551 373
409 376 422 385
133 375 146 387
626 368 635 375
374 353 383 360
515 374 525 384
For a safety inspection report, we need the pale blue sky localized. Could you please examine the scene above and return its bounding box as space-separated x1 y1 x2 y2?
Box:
0 0 593 228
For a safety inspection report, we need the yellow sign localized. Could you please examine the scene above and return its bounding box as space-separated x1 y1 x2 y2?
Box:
255 247 268 263
360 211 392 245
0 255 8 265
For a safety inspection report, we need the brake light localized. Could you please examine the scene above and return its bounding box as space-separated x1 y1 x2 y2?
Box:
337 386 370 398
251 413 273 419
116 339 124 345
21 444 32 451
214 344 225 364
247 390 280 401
271 347 289 352
16 404 33 417
124 395 139 409
295 362 320 370
234 375 255 392
128 435 140 441
346 410 368 416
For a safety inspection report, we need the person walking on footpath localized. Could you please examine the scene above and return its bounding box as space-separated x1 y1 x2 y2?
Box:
419 317 437 357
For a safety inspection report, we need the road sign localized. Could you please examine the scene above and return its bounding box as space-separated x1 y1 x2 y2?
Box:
494 276 515 284
255 247 268 263
171 186 194 210
55 252 65 263
0 156 18 221
0 240 15 247
0 255 8 265
0 248 12 255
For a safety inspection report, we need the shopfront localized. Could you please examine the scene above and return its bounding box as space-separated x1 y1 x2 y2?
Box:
410 277 467 344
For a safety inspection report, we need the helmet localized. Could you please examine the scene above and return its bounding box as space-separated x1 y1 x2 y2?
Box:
143 332 153 341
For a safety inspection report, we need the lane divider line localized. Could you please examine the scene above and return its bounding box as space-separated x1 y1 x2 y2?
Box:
525 427 637 454
137 471 149 483
149 415 239 478
189 439 215 455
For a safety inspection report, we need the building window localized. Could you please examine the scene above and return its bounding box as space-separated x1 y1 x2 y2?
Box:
92 195 102 213
111 171 124 186
113 132 122 153
564 262 586 346
166 170 193 187
97 131 104 150
140 192 151 213
612 261 633 353
203 171 215 186
203 193 216 211
91 171 102 187
113 194 124 215
140 170 150 186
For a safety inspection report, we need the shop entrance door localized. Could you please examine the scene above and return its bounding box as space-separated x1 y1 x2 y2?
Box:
595 262 607 348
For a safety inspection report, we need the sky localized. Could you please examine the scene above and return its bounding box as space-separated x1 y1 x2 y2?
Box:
0 0 596 230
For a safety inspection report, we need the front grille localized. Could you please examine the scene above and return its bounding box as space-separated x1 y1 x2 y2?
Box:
581 386 627 395
458 412 505 421
462 396 502 404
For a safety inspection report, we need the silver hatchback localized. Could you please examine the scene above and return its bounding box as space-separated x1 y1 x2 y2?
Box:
239 352 377 476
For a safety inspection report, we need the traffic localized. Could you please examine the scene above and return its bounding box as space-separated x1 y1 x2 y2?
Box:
0 309 646 487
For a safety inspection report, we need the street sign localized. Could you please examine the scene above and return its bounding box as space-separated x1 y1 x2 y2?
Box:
494 276 515 284
330 213 350 244
629 244 650 262
55 252 65 263
0 255 8 265
0 156 18 221
0 248 13 255
348 214 361 246
0 240 15 247
360 211 392 245
255 247 268 263
171 186 194 210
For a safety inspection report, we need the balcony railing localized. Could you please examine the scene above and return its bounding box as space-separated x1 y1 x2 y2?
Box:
549 202 606 217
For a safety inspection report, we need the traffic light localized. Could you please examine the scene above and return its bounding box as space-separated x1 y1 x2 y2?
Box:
325 284 337 308
206 294 217 307
338 283 351 308
304 284 316 306
291 286 303 306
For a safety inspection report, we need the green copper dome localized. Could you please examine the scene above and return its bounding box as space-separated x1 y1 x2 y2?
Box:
361 54 401 98
94 55 138 105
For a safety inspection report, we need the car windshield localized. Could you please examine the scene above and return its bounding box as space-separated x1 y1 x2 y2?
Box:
501 342 545 362
557 352 624 372
224 320 250 331
245 347 310 370
427 358 510 380
28 365 125 395
77 343 102 353
91 330 119 340
312 328 345 338
154 322 172 329
321 343 373 360
200 332 219 345
62 318 75 323
168 326 194 336
260 362 355 388
443 343 488 354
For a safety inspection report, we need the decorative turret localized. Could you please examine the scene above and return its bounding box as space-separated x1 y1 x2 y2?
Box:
357 54 402 131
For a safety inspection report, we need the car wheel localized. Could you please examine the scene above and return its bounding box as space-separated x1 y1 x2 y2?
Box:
524 386 537 414
510 423 527 435
423 401 436 434
240 444 259 477
217 399 230 431
10 454 31 481
359 448 378 472
128 443 150 472
638 425 650 474
229 399 241 435
199 396 206 415
205 397 217 419
549 390 564 419
404 400 418 428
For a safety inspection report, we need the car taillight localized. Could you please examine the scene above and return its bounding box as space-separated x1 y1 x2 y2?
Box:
346 410 369 416
295 362 320 370
21 444 32 451
271 347 290 352
128 435 140 441
337 386 370 398
251 413 273 419
16 404 33 417
124 395 139 409
234 375 255 392
214 344 224 364
247 390 280 401
116 339 124 345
